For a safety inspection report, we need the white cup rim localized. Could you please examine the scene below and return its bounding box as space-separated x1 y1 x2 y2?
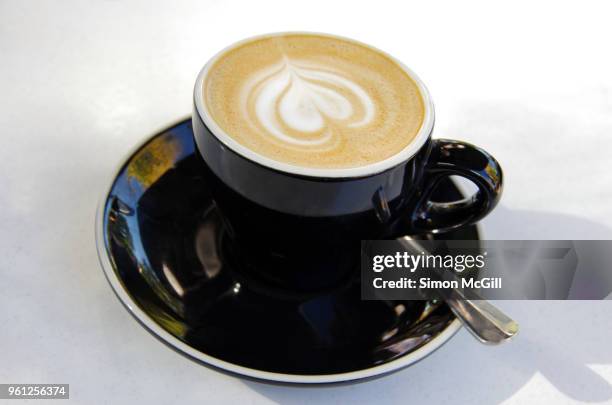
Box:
194 31 435 179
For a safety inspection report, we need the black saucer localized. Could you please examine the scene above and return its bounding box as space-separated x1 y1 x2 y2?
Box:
96 118 481 384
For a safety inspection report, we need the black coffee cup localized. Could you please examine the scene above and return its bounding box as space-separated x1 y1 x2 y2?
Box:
192 34 502 291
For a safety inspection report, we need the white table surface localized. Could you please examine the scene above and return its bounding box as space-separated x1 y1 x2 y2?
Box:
1 0 612 403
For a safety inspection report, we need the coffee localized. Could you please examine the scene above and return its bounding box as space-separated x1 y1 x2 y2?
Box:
202 33 425 169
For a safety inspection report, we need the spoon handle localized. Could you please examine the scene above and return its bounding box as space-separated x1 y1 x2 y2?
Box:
444 288 519 344
398 237 519 345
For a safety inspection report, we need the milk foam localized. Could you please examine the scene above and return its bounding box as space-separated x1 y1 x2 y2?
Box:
203 34 425 169
243 57 375 147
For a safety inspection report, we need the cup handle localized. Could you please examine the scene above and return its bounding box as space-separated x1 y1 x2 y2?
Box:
410 139 503 233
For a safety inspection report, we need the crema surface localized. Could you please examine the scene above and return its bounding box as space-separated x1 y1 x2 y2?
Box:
203 34 425 169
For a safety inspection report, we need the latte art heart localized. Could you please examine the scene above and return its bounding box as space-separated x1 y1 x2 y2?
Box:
203 34 425 169
243 58 375 147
